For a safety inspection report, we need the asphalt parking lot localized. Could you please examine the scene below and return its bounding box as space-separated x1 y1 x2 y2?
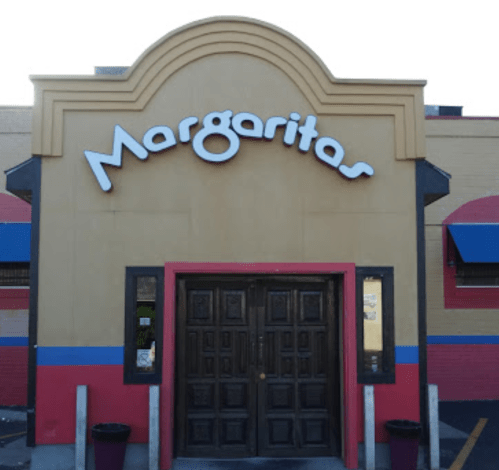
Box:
0 406 29 470
439 400 499 470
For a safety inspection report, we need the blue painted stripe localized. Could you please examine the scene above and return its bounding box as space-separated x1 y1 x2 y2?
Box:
37 346 124 366
0 337 29 346
36 346 419 365
428 335 499 345
0 223 31 262
395 345 419 364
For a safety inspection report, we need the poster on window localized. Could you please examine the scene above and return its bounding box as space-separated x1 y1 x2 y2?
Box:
137 349 152 368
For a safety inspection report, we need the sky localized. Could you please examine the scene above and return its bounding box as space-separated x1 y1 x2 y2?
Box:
1 0 497 116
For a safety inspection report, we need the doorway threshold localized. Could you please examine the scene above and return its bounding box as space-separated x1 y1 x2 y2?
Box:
172 457 348 470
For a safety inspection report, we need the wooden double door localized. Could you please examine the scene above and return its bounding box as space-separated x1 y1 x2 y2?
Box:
175 275 340 458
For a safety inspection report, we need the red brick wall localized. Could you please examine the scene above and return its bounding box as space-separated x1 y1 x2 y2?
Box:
356 364 420 442
428 344 499 400
0 289 29 406
0 346 28 405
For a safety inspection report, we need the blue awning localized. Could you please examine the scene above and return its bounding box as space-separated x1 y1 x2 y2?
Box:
448 224 499 263
0 223 31 262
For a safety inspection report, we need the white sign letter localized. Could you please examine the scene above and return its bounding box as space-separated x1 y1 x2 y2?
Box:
297 115 319 152
263 116 287 140
339 162 375 179
178 117 199 143
283 112 300 146
143 126 177 152
192 111 240 163
314 136 345 168
84 125 148 192
231 112 264 138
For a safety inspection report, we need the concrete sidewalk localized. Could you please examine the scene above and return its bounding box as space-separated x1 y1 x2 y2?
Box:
2 403 465 470
172 458 349 470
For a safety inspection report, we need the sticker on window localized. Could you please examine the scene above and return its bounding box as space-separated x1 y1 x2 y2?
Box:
137 349 152 368
364 310 377 321
364 293 377 308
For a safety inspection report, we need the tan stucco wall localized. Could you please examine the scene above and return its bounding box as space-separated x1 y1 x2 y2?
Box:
30 19 423 348
0 107 32 195
425 118 499 335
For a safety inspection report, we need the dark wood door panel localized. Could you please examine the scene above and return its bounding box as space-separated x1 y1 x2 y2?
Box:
257 280 338 457
176 279 257 457
175 276 339 458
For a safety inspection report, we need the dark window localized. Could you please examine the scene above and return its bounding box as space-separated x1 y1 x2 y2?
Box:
356 267 395 384
0 262 30 286
124 267 163 384
444 228 499 308
455 251 499 287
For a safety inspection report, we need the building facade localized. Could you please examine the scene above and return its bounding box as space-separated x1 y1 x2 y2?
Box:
0 106 31 406
6 17 490 470
425 113 499 401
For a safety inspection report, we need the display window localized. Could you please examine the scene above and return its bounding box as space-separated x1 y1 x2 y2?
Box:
356 267 395 384
124 267 164 384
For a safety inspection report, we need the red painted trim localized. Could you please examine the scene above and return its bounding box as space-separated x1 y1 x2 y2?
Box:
444 196 499 224
0 193 31 222
341 264 357 469
0 346 28 405
443 197 499 308
428 345 499 400
162 265 176 469
161 262 357 470
356 364 420 443
443 227 499 308
36 365 149 444
0 289 30 310
426 116 499 120
0 289 30 298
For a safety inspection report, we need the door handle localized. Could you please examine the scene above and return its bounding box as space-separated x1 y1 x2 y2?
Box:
258 335 264 366
250 333 256 365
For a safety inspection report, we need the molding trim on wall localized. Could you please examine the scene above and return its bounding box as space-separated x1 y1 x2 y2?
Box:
30 17 426 162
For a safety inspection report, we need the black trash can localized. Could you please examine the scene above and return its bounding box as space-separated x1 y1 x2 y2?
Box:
385 419 421 470
91 423 131 470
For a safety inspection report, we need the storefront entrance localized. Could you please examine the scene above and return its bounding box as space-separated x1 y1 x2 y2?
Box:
175 275 340 458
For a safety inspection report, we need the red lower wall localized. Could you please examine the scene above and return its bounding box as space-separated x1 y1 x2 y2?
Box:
0 289 29 406
39 363 420 447
428 344 499 400
357 364 420 443
0 347 28 406
36 365 150 444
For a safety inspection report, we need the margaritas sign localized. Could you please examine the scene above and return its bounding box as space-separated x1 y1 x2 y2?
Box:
84 110 374 192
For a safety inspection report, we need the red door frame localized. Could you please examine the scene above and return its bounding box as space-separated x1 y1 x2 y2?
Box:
161 262 357 469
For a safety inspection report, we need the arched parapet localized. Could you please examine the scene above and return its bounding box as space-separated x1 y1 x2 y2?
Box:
30 16 426 161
